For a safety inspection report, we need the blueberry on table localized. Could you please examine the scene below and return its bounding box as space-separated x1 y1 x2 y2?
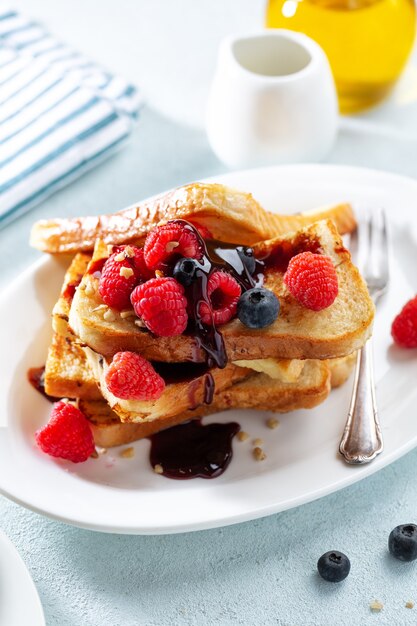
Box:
237 287 280 329
389 524 417 561
317 551 350 582
173 258 198 287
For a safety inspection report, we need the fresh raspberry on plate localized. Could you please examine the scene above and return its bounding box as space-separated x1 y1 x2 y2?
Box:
98 245 151 310
392 296 417 348
199 271 241 325
105 351 165 400
35 401 95 463
143 222 203 269
283 251 338 311
130 277 188 336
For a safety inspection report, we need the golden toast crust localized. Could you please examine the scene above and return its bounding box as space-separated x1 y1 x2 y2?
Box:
30 183 356 254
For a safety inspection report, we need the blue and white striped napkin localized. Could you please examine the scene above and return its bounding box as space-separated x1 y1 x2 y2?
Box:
0 7 142 227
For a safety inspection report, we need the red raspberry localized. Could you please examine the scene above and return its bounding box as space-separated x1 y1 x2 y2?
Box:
143 222 203 269
105 351 165 400
190 222 213 240
130 277 188 336
199 271 241 325
283 252 338 311
98 245 151 310
391 296 417 348
35 401 95 463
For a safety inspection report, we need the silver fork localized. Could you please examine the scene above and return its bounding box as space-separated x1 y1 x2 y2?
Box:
339 209 389 464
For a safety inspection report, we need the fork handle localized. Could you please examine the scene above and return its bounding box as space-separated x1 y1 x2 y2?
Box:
339 341 383 464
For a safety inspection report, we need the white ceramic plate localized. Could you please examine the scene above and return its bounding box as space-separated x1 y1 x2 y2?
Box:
0 530 45 626
1 164 417 535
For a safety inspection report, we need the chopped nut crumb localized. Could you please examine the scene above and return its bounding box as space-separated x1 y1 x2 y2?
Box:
92 304 107 312
406 601 414 609
155 269 164 278
165 241 179 253
253 447 266 461
237 431 249 442
120 266 134 279
120 310 136 319
97 447 108 456
90 449 99 459
154 464 164 474
253 438 264 446
134 318 146 328
114 251 125 262
107 245 114 256
124 246 134 258
103 308 116 322
85 282 96 296
266 418 279 429
370 600 383 612
120 447 135 459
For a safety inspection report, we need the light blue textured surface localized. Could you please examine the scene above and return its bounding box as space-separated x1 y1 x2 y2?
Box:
1 2 417 625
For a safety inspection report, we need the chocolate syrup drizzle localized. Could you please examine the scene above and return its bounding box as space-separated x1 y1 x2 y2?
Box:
172 220 264 370
27 366 61 402
150 418 239 479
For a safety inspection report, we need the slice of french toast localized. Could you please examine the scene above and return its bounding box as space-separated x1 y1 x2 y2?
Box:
80 358 332 447
44 334 101 400
68 219 374 362
84 346 251 423
30 183 356 254
80 354 355 448
52 252 91 337
45 333 354 447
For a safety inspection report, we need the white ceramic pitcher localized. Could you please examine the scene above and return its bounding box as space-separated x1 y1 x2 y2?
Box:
206 30 338 169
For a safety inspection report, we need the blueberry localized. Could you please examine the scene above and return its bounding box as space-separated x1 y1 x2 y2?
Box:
237 287 279 329
389 524 417 561
317 551 350 583
237 246 256 275
173 258 199 287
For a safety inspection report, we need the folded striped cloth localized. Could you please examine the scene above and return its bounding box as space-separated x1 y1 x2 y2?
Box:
0 6 142 228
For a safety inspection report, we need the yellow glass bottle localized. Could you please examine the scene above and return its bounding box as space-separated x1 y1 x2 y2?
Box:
266 0 416 113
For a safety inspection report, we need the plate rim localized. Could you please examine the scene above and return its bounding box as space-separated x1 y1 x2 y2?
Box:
0 530 45 625
1 162 417 535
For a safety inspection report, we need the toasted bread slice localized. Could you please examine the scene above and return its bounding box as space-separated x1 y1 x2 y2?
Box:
44 334 101 400
80 359 331 447
84 346 251 423
68 220 374 362
82 354 355 448
52 252 91 337
30 183 356 254
45 333 353 448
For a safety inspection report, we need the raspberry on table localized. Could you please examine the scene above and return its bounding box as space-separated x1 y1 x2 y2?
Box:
105 351 165 400
143 222 203 269
199 271 241 325
283 251 338 311
35 401 95 463
98 245 152 310
391 296 417 348
130 277 188 336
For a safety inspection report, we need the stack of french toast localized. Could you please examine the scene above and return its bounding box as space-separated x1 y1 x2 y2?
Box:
30 183 374 450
